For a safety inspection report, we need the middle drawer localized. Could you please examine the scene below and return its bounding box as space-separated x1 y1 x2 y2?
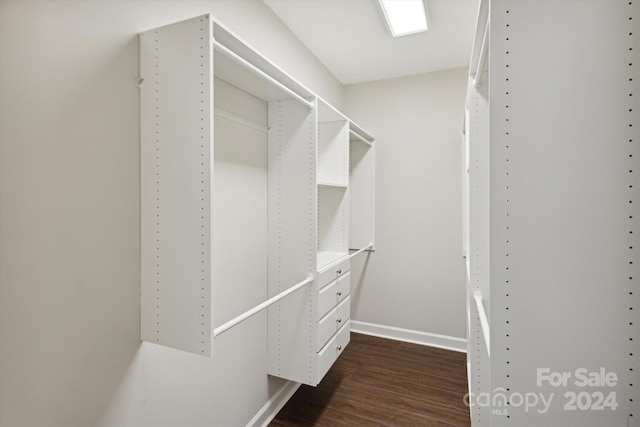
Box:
316 296 350 351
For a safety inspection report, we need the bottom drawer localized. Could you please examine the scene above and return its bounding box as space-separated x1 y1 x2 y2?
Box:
316 320 350 384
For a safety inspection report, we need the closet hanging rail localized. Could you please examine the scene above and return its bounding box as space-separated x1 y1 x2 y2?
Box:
213 40 314 109
213 274 314 338
469 0 489 88
473 291 490 357
349 130 373 147
472 16 489 88
214 108 269 133
350 243 373 259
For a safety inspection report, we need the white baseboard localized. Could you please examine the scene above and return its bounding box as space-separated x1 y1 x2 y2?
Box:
247 381 301 427
350 320 467 353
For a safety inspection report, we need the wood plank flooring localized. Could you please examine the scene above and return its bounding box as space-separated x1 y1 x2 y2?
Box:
269 332 470 427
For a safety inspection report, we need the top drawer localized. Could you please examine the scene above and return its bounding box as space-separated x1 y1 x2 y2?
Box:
317 272 350 320
317 257 350 289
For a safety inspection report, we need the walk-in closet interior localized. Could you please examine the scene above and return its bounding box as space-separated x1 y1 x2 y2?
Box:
0 1 638 426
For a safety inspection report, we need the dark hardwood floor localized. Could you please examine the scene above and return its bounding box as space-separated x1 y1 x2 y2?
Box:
269 332 471 427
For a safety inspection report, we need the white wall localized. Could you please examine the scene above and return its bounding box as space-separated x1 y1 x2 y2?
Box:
0 1 341 426
345 68 468 341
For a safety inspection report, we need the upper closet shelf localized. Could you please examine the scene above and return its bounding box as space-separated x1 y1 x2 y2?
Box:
349 122 374 146
349 129 373 147
212 19 314 107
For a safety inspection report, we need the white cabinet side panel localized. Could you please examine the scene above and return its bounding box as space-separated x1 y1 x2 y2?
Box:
267 99 317 384
463 106 470 261
468 74 491 426
140 16 213 355
489 1 639 426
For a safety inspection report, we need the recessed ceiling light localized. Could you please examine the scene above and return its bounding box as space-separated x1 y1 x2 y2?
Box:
378 0 428 38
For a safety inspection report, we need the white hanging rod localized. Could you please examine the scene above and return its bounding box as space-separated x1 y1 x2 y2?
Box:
213 41 314 110
349 129 373 147
213 274 314 338
350 243 373 259
472 15 489 88
214 108 269 133
473 291 490 357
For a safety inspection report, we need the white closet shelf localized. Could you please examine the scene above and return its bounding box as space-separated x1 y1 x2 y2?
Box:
349 122 374 144
213 41 312 107
212 18 314 105
317 251 350 271
349 129 373 147
317 181 348 189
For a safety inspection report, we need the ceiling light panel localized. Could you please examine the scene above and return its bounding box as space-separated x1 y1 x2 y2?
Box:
378 0 428 37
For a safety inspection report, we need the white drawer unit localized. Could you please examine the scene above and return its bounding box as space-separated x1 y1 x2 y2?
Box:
268 256 352 386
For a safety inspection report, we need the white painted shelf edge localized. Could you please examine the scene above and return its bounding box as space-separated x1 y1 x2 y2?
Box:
317 251 349 271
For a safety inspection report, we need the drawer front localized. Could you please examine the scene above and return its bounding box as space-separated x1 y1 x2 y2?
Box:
317 272 350 320
317 296 350 351
316 320 350 384
318 258 350 289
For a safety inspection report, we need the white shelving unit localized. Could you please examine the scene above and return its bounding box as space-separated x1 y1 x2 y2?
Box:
317 100 350 272
464 1 639 426
139 15 375 387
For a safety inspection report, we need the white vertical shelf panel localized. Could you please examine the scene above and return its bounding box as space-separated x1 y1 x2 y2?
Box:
267 99 317 384
462 107 470 263
488 1 639 426
467 70 491 426
140 16 214 355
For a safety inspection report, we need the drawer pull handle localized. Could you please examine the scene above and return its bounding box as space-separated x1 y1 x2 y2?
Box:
337 317 342 323
337 269 342 274
337 345 342 351
337 291 342 296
